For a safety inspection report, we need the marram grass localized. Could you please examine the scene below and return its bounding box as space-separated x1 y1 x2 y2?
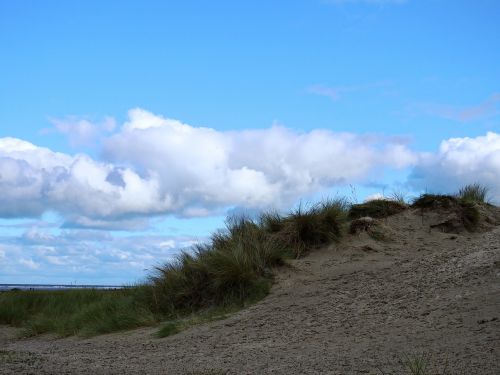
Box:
0 184 491 337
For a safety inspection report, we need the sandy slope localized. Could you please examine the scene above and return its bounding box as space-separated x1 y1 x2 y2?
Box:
1 208 499 375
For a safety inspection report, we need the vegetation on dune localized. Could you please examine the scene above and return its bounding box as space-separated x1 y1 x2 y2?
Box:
0 288 155 337
412 183 489 209
0 184 493 337
378 352 452 375
457 183 489 204
349 199 407 219
411 194 458 209
149 199 348 316
411 184 490 232
0 199 348 337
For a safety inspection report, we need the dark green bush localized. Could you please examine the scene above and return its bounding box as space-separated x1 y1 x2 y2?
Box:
412 194 458 209
349 199 407 219
412 191 482 232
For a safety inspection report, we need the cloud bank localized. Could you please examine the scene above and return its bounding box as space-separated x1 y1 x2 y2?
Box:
409 132 500 202
0 109 417 227
0 227 198 284
1 108 499 229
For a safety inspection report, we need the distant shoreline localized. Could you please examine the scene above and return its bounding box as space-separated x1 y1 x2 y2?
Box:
0 284 126 291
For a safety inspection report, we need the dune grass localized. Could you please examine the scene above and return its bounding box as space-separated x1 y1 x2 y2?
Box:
349 199 407 219
377 352 452 375
1 198 348 337
457 183 489 204
411 184 490 232
0 185 491 337
0 287 156 337
150 199 348 316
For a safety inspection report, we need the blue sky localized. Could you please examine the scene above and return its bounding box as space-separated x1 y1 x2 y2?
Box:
1 0 499 284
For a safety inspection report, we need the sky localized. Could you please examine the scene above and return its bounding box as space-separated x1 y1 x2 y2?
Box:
0 0 499 285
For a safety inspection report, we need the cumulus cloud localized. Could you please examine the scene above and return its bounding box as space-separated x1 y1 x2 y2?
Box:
103 108 416 214
409 132 500 202
0 109 417 227
0 136 171 225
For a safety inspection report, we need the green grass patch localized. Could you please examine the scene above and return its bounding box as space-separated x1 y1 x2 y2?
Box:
157 321 182 337
0 288 156 337
156 302 254 338
457 183 489 204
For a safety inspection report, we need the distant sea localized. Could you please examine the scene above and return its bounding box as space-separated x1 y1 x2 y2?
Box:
0 284 126 291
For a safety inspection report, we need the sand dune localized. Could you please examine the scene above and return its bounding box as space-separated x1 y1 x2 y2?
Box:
2 207 499 374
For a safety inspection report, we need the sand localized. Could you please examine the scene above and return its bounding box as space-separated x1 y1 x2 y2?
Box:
1 208 499 374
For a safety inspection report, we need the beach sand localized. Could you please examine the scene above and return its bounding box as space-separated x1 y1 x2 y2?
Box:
2 207 499 374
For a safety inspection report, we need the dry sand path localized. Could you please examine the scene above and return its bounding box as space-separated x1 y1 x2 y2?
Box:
1 209 499 374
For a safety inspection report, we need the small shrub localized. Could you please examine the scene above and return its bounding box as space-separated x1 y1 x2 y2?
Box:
157 321 182 338
412 194 459 209
412 193 482 232
349 199 407 219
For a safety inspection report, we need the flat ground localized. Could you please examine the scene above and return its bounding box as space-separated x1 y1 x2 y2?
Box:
1 208 499 374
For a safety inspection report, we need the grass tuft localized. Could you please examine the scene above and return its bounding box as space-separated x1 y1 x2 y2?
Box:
273 199 347 258
349 199 407 219
457 183 489 204
412 194 458 209
157 321 182 337
411 185 488 232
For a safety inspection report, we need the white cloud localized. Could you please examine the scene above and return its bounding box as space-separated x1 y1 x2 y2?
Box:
103 108 416 214
364 193 384 201
48 116 116 147
0 109 417 226
0 228 199 284
409 132 500 203
0 136 171 225
19 258 40 270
